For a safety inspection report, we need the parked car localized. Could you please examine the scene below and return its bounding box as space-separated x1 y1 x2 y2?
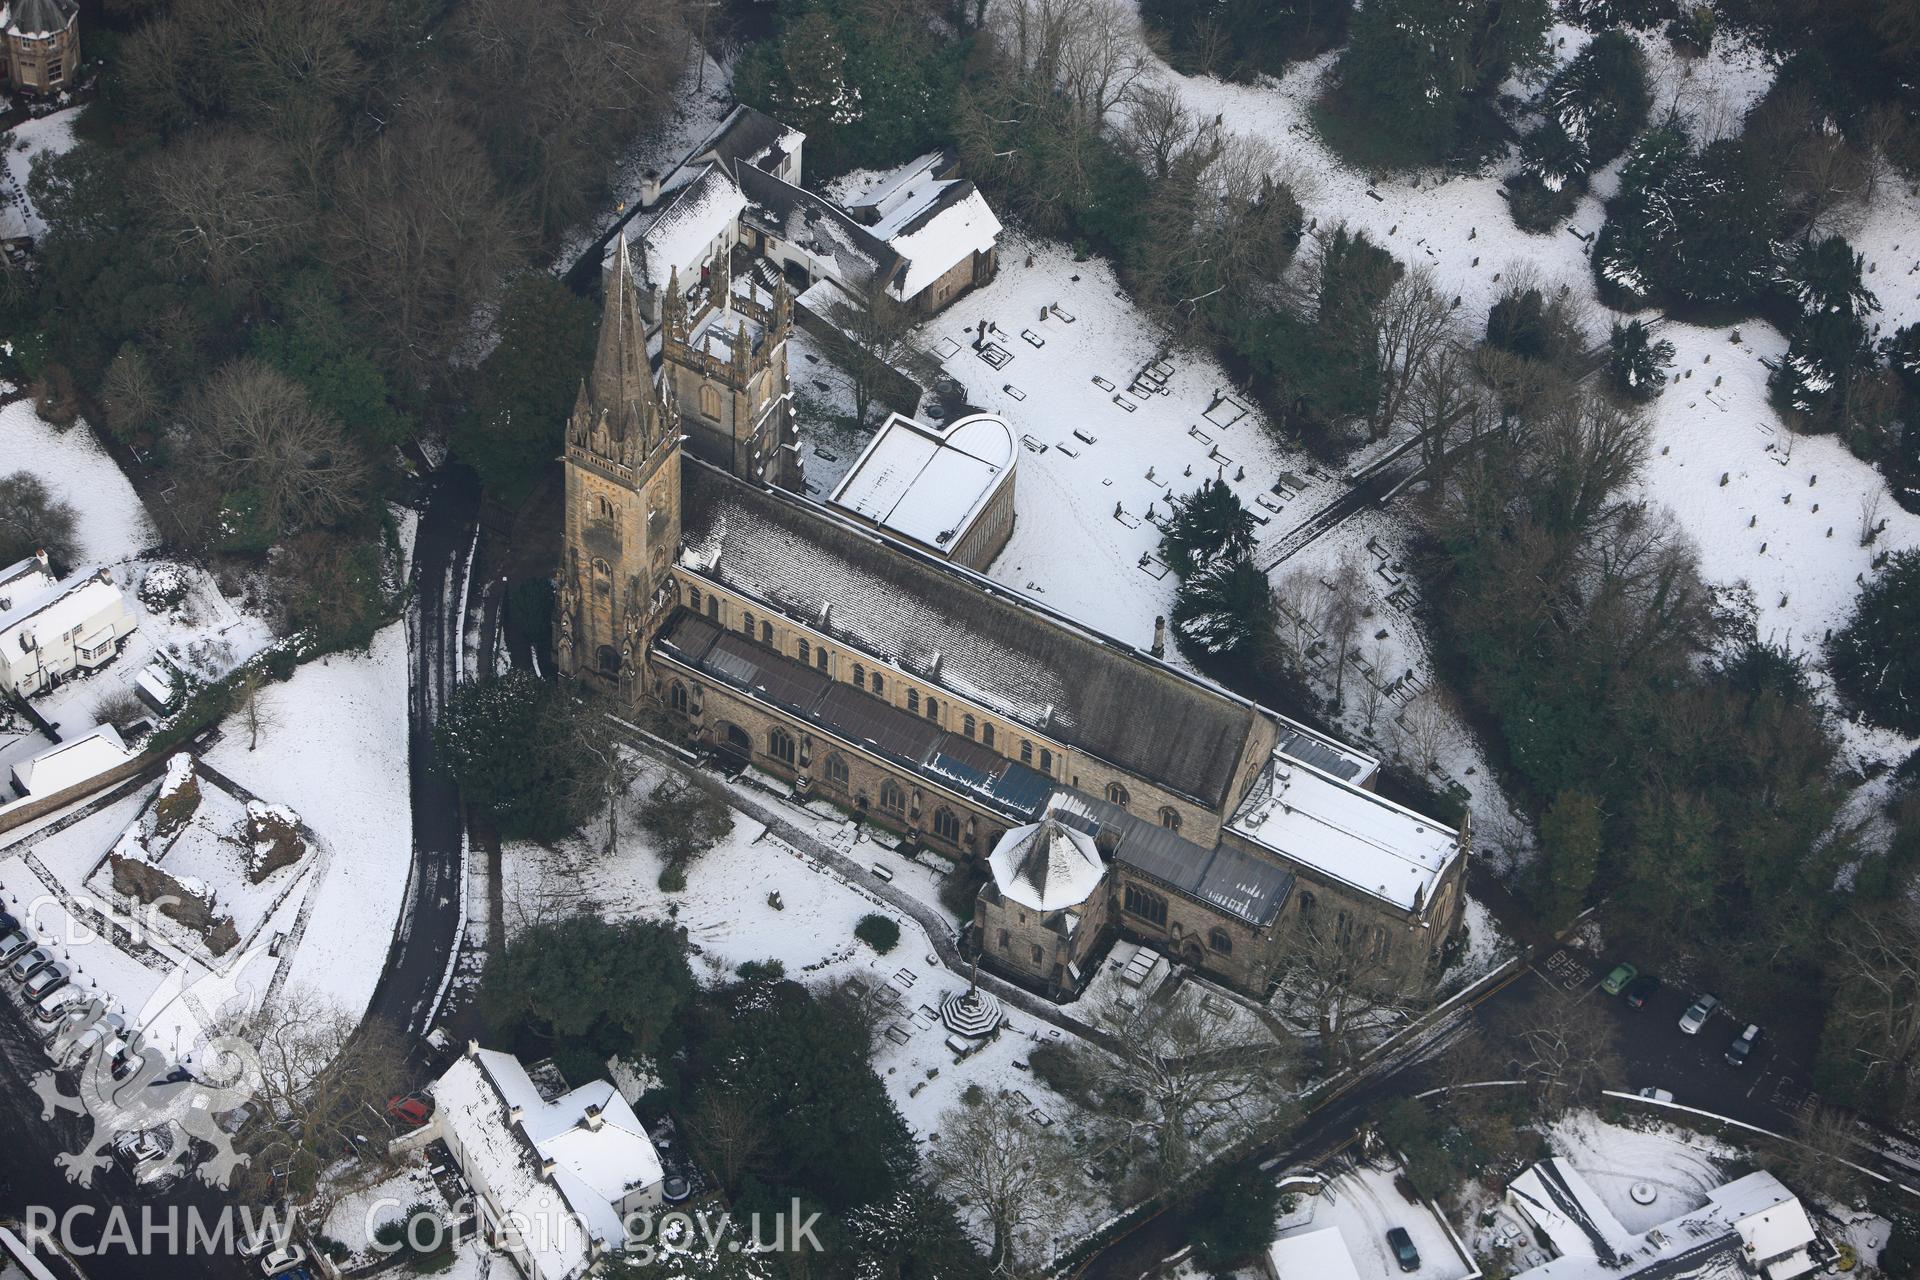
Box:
1679 993 1720 1034
1726 1024 1762 1067
33 986 93 1027
1386 1226 1421 1273
386 1093 433 1129
261 1243 308 1276
1637 1087 1675 1103
0 909 18 933
1602 963 1638 995
1624 975 1661 1009
0 929 34 965
9 946 55 982
24 963 70 1005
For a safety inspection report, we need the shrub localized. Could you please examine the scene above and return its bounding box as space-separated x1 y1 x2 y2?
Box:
854 913 900 954
1608 320 1675 402
1829 548 1920 734
658 866 687 893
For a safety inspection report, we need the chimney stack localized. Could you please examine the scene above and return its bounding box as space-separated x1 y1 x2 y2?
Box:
1151 615 1166 658
583 1104 604 1132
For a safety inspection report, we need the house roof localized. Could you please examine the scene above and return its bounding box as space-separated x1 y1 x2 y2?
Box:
433 1048 663 1280
8 0 76 37
0 553 55 609
624 162 747 293
988 818 1104 912
1049 788 1294 926
827 412 1014 556
9 723 128 797
0 570 127 664
870 179 1002 299
1267 1228 1363 1280
678 461 1262 808
735 163 897 294
687 104 804 179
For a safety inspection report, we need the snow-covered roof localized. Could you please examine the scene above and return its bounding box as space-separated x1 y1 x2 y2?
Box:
1228 750 1460 913
0 552 55 608
623 162 746 294
678 461 1262 807
0 569 128 661
1050 788 1295 926
873 180 1001 300
8 0 75 37
1267 1227 1363 1280
433 1047 664 1280
685 104 804 181
10 723 129 797
1509 1162 1822 1280
736 163 895 293
827 412 1014 556
988 818 1104 911
839 151 950 219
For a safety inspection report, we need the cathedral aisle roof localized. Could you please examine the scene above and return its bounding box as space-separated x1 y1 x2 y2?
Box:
678 462 1260 808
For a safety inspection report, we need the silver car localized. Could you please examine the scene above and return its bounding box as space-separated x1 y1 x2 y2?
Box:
1679 992 1720 1034
23 963 69 1005
9 946 54 983
0 929 33 964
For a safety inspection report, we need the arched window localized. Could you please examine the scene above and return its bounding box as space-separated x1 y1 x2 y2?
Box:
769 727 796 765
669 682 688 714
721 722 752 756
688 585 702 611
597 645 620 674
824 754 849 787
706 595 720 620
908 690 920 713
796 638 810 663
1208 928 1233 955
816 648 829 671
591 558 613 597
1159 806 1181 832
982 723 995 748
933 808 961 843
760 621 773 645
1020 741 1033 764
596 495 615 521
963 714 975 739
1298 891 1316 917
925 698 939 721
880 779 906 814
870 672 884 696
1106 782 1130 808
1039 748 1052 773
742 610 755 636
699 382 722 419
853 663 866 687
1123 884 1168 927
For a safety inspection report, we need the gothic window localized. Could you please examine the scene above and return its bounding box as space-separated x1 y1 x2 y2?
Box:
933 808 961 843
742 610 755 636
1031 945 1045 966
760 621 773 645
688 585 702 611
908 690 920 713
853 663 866 687
880 779 906 814
1106 782 1130 808
998 930 1010 950
699 382 722 420
669 682 688 714
1039 748 1052 773
797 638 810 663
1123 884 1168 927
963 714 975 739
1020 741 1033 765
769 727 797 766
591 558 613 597
870 672 884 696
1336 911 1353 948
1159 806 1182 832
597 645 620 675
824 754 849 787
816 648 829 671
1209 928 1233 955
925 698 939 722
706 595 720 620
982 723 995 748
595 496 616 522
1298 892 1315 917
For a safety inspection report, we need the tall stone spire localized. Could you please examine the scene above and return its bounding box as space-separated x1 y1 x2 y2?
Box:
574 234 659 461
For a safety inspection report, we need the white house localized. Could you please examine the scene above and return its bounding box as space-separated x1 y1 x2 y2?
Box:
0 559 138 697
430 1045 666 1280
1506 1160 1829 1280
1265 1227 1363 1280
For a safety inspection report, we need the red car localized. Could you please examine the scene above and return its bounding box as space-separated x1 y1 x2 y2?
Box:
386 1094 433 1129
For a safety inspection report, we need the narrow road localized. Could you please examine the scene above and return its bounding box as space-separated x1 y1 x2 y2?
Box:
361 465 481 1041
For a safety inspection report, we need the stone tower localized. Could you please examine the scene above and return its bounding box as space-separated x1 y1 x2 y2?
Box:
555 236 682 700
659 248 803 491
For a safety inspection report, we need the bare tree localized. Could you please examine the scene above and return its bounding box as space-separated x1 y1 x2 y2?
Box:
688 1090 766 1191
1277 912 1433 1072
183 358 370 536
145 129 308 291
101 345 168 442
826 281 915 429
0 472 79 569
927 1091 1078 1271
1081 990 1298 1183
1320 549 1371 709
1369 268 1458 441
229 666 279 752
1859 483 1888 547
229 988 406 1210
1390 688 1461 776
1275 565 1331 665
1495 994 1624 1114
1119 81 1208 182
1778 1104 1867 1207
1825 895 1920 1126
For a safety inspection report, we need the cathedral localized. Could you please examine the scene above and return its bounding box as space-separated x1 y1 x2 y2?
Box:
556 236 1468 1001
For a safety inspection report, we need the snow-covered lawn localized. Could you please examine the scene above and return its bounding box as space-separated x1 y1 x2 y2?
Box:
1 105 83 240
0 401 157 564
1543 1110 1734 1234
1272 1160 1476 1280
318 1161 441 1270
202 620 412 1023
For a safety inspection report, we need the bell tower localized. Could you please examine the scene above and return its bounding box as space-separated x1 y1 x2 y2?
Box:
555 235 682 700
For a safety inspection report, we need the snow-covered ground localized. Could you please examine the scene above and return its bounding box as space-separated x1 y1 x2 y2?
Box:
202 621 411 1022
0 401 157 564
1272 1159 1476 1280
1 105 82 240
